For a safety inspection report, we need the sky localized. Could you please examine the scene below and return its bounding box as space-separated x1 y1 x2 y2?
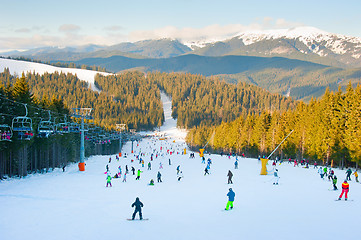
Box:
1 0 361 51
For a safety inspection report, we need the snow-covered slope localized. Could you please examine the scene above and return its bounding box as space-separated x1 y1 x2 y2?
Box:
0 58 111 91
0 93 360 240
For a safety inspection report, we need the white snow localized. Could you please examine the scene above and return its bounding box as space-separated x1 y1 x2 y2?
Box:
0 58 111 92
1 92 360 240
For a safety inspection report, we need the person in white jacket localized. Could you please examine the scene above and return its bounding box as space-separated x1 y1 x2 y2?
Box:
273 169 279 185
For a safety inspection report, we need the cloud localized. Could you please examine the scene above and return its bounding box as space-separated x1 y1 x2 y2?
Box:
15 28 31 33
59 24 81 33
0 19 306 51
128 19 304 43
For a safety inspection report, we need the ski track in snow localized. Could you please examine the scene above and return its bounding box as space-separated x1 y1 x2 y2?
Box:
0 58 111 92
1 93 361 240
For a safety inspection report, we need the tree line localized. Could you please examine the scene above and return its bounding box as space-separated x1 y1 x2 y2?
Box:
186 83 361 168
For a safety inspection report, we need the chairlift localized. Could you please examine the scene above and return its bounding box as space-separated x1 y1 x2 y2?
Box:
0 124 13 141
38 110 55 138
57 115 70 133
12 104 34 140
69 122 80 133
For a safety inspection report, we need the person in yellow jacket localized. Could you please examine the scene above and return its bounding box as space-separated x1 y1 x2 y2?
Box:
338 180 349 201
353 170 359 182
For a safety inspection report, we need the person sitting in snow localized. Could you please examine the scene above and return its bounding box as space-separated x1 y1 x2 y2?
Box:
149 179 154 186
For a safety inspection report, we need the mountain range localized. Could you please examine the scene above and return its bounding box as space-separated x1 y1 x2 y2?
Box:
1 26 361 101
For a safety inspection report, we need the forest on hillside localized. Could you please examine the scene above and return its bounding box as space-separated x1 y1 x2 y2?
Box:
186 83 361 167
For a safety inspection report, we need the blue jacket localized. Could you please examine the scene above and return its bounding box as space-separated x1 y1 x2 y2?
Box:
227 190 235 201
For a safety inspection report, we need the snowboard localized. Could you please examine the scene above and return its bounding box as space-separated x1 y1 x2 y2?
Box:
127 218 149 221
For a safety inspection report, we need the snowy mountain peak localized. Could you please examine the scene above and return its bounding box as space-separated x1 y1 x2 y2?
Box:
235 26 361 59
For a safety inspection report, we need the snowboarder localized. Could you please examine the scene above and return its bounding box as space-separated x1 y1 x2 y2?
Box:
106 174 112 187
353 170 359 182
346 168 352 181
338 180 349 200
273 169 279 185
332 175 338 190
136 169 143 180
131 197 144 220
227 170 233 184
225 188 235 210
157 171 162 182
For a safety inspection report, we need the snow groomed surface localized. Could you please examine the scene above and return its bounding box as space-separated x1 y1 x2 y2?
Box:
1 94 360 240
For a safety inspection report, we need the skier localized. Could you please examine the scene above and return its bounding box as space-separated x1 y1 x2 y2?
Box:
234 160 238 169
227 170 233 184
131 197 144 220
136 169 143 180
318 167 324 179
157 171 162 182
176 165 181 175
332 175 338 190
126 165 129 174
178 171 184 181
323 167 328 178
148 162 151 170
346 168 352 181
159 162 163 169
106 164 109 173
109 157 111 163
225 188 235 210
338 180 349 201
123 172 127 182
106 174 112 187
273 169 279 185
169 158 171 165
204 167 210 175
131 166 135 175
353 170 359 182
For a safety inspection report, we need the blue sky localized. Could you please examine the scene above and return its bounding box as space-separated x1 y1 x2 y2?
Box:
1 0 361 51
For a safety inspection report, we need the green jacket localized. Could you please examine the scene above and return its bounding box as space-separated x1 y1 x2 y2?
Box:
107 175 112 182
137 170 143 176
333 178 337 184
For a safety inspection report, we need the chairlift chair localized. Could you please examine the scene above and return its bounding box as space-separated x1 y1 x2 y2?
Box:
0 124 13 141
12 116 33 140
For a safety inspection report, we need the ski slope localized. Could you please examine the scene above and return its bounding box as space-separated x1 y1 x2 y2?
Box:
1 94 360 240
0 58 111 92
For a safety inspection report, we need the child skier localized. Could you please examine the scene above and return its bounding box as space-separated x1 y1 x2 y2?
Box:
123 172 127 182
338 180 349 200
131 197 144 220
204 167 210 175
106 174 112 187
318 167 324 179
148 162 151 170
273 169 279 185
225 188 235 210
234 160 238 169
332 175 338 190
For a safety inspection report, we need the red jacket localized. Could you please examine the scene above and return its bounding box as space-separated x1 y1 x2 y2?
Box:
342 182 349 190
